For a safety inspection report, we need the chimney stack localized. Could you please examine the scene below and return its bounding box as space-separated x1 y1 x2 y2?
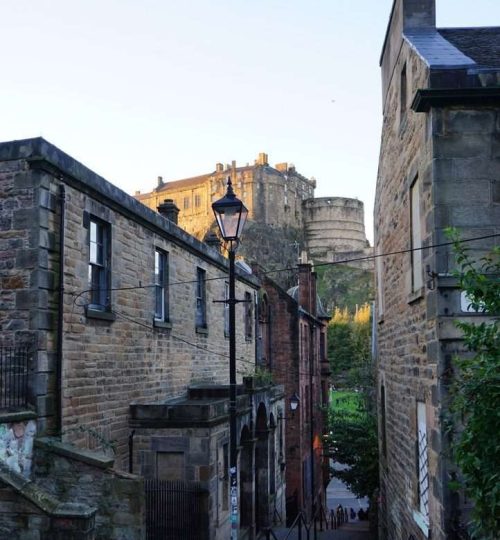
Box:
157 176 164 188
256 153 269 166
157 199 180 225
216 163 224 172
204 231 221 251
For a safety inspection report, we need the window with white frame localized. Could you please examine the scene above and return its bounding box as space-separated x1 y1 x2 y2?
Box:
154 249 169 322
410 176 423 292
417 401 429 522
196 267 207 328
88 218 111 310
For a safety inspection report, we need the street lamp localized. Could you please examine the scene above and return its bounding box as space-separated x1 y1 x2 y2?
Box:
212 177 248 540
290 393 300 413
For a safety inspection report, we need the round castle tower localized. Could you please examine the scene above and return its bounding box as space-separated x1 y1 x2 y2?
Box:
303 197 368 261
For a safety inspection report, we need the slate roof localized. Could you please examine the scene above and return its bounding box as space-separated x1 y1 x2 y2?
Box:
403 29 475 69
404 26 500 71
286 285 330 319
153 165 253 194
438 27 500 69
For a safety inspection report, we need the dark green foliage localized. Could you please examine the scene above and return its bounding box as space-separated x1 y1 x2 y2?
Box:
325 387 379 499
315 263 374 313
447 230 500 539
327 322 354 375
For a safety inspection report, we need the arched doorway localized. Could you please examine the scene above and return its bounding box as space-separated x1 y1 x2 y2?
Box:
239 425 254 537
255 403 270 531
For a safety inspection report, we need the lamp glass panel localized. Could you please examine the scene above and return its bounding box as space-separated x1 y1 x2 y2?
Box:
216 206 240 239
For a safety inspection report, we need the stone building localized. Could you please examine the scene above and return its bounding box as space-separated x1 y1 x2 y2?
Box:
375 1 500 539
0 137 285 539
254 256 331 523
135 153 371 266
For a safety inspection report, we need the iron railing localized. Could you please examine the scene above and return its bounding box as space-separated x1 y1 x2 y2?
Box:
145 479 209 540
261 501 349 540
0 345 31 410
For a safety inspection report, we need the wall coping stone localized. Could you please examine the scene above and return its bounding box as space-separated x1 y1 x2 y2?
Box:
0 460 96 518
35 437 114 469
0 137 259 289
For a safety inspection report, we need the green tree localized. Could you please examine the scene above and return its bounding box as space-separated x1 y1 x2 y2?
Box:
328 307 354 376
325 388 379 499
315 264 374 314
447 233 500 539
325 303 378 502
328 304 372 385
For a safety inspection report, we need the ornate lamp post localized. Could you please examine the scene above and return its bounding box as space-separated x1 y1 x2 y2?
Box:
212 177 248 540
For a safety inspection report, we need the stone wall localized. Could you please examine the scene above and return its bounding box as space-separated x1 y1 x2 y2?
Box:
32 438 144 540
375 36 438 540
0 156 57 435
0 138 259 470
375 12 500 540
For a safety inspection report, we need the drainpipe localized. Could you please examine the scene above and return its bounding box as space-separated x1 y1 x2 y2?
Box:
56 185 66 436
128 430 135 473
309 323 315 519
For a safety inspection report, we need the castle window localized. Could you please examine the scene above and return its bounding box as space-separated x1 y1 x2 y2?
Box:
183 196 190 210
88 217 111 312
195 194 202 208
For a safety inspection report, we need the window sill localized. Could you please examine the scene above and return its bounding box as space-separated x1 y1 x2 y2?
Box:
412 510 429 537
196 326 208 335
154 320 172 330
0 410 37 423
408 287 424 305
86 307 116 321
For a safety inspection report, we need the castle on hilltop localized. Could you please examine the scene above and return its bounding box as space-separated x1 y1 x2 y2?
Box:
136 152 371 266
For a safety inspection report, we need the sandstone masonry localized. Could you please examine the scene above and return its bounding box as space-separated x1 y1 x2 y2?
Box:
375 2 500 539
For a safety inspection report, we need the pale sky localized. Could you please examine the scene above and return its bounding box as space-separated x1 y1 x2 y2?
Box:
1 1 499 242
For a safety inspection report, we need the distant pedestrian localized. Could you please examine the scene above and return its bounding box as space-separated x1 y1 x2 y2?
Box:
350 508 356 520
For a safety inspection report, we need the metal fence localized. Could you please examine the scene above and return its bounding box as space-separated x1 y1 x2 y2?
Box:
0 345 31 410
145 479 209 540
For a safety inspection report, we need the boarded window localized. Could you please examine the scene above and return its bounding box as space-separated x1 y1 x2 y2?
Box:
156 452 184 481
